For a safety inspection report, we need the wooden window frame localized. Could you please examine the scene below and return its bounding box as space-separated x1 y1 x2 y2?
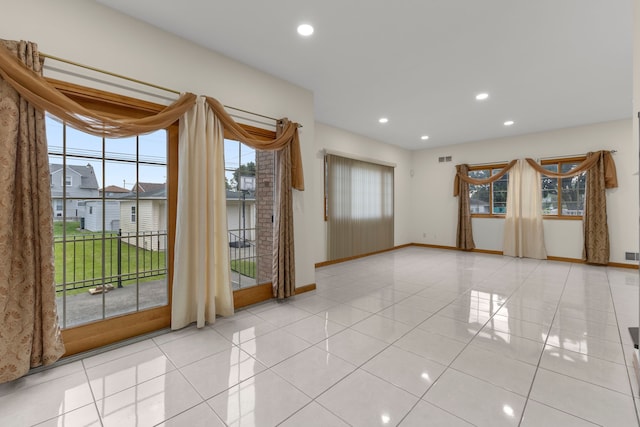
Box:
468 163 509 218
540 156 586 220
47 78 282 353
47 78 179 356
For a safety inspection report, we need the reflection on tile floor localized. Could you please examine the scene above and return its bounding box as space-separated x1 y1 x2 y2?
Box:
1 247 639 426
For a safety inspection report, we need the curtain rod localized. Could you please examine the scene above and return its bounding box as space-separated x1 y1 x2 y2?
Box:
468 150 618 167
40 52 300 127
468 161 509 167
536 150 617 161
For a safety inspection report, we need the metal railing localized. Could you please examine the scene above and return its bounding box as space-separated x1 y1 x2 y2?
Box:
228 228 257 288
54 229 167 293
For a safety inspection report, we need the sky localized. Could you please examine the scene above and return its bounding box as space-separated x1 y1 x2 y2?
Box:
46 116 255 190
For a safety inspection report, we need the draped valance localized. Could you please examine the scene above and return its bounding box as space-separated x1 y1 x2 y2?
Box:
453 151 617 196
0 41 304 190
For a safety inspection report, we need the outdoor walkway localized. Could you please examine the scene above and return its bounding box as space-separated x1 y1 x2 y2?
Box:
57 271 255 328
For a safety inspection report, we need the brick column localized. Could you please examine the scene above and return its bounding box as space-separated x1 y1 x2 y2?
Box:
255 151 274 284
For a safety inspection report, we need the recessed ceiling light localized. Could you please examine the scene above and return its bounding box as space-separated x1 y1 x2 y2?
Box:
421 135 429 140
476 93 489 100
297 24 314 36
379 117 388 124
504 120 515 126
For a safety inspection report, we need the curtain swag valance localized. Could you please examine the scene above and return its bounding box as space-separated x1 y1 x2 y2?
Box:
0 41 304 190
453 151 617 196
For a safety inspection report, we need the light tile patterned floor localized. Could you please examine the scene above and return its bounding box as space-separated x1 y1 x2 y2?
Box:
1 247 639 426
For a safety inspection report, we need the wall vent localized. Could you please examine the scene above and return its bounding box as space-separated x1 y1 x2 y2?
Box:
438 156 452 163
624 252 639 261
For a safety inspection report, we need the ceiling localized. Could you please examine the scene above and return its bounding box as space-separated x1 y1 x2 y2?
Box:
96 0 632 150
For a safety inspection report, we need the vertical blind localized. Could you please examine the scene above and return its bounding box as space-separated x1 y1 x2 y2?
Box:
326 154 394 260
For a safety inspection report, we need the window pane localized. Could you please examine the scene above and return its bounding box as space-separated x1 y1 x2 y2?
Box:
542 165 558 215
469 169 490 214
560 163 585 216
225 139 271 290
48 116 169 328
492 169 508 214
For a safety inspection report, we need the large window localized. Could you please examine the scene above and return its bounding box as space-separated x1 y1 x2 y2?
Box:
224 138 275 290
44 79 177 355
325 154 394 260
48 115 169 328
468 165 509 216
541 157 586 217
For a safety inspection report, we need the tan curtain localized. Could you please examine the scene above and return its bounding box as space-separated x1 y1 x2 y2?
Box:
204 98 304 299
0 40 65 384
453 160 517 192
583 151 613 264
503 160 547 259
455 164 475 250
525 152 618 187
0 41 196 138
172 97 234 329
205 97 304 191
272 120 295 298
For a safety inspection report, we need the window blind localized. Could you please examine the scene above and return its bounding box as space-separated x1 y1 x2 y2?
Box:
326 154 394 260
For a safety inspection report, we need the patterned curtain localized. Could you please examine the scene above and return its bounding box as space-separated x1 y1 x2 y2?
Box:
0 40 65 383
583 151 611 264
455 164 475 250
272 120 296 298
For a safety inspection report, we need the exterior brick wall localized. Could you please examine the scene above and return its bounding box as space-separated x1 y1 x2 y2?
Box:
255 150 275 284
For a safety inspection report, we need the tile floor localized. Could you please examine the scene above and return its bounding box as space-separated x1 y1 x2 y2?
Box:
1 247 639 426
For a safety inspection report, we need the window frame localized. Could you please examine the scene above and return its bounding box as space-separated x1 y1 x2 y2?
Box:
46 77 178 356
64 175 72 187
540 156 586 220
131 205 136 222
468 163 509 218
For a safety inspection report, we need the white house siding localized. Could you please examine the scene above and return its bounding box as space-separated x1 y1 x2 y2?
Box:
119 200 167 251
227 200 256 242
84 201 120 232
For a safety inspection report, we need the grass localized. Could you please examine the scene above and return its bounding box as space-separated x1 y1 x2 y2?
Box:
231 260 256 278
54 221 167 295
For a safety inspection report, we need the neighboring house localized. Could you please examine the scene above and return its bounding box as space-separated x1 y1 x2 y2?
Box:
83 201 121 232
119 184 167 251
227 190 256 243
116 183 258 250
50 163 99 220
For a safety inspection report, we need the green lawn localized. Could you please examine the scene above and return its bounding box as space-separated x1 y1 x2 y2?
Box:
231 260 256 278
54 221 167 294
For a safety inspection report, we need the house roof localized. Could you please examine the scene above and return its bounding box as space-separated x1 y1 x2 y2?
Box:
118 183 166 200
133 182 166 193
50 163 99 190
101 185 129 193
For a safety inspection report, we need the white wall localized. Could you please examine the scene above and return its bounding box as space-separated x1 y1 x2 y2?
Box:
313 122 413 262
410 119 638 265
2 0 316 287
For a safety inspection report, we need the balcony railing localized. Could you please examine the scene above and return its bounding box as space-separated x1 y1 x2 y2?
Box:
53 229 167 293
228 228 257 289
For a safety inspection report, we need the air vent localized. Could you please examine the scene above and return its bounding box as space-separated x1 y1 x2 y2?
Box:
438 156 452 163
624 252 639 261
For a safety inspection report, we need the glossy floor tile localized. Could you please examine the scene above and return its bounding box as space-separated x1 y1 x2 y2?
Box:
316 369 418 427
1 247 638 426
